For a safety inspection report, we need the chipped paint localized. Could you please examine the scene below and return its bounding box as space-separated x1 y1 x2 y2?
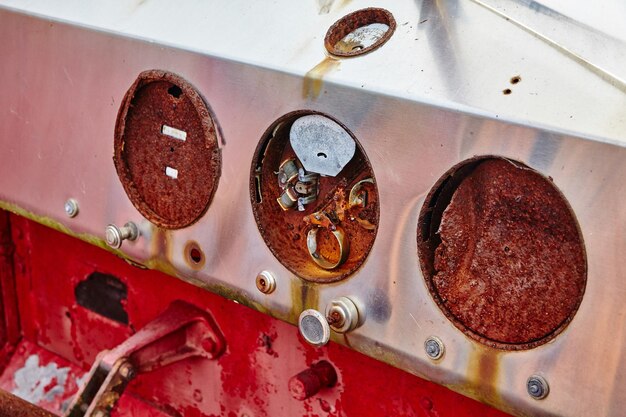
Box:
12 355 70 404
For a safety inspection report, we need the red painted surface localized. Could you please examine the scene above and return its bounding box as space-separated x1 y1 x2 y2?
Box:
0 213 512 417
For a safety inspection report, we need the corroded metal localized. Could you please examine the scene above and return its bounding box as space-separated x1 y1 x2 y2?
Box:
250 111 379 282
417 157 586 350
0 389 55 417
113 70 221 230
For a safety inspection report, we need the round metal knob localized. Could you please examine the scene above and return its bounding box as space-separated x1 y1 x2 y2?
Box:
298 309 331 347
105 222 139 249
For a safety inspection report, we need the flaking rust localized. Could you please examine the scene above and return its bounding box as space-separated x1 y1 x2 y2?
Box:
113 70 221 229
418 157 586 350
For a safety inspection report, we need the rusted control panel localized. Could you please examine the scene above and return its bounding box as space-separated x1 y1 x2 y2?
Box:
1 1 626 416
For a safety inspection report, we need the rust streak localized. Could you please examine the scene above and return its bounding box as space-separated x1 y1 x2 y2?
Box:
302 57 340 100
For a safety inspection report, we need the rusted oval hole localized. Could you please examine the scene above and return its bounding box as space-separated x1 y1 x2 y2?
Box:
417 157 586 350
114 70 221 229
325 8 396 57
250 111 379 283
184 241 205 269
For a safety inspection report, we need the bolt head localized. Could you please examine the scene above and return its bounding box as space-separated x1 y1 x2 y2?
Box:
64 199 79 218
527 375 549 400
118 363 136 380
424 336 444 360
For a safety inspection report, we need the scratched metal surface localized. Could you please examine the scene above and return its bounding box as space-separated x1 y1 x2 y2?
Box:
0 1 625 416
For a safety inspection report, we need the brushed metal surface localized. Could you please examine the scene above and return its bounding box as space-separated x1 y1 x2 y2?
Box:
0 2 625 416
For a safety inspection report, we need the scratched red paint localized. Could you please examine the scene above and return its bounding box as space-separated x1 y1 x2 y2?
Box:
1 213 512 417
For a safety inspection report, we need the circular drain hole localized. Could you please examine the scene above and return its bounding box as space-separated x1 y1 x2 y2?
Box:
250 111 379 283
417 157 586 350
184 241 205 268
114 70 221 229
325 8 396 57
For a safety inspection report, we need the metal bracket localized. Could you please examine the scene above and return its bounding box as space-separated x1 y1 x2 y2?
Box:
65 301 226 417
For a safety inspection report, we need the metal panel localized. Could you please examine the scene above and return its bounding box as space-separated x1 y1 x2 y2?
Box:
0 2 625 416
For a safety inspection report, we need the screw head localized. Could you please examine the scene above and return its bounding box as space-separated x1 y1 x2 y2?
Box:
424 336 444 360
527 375 549 400
64 199 79 218
256 271 276 294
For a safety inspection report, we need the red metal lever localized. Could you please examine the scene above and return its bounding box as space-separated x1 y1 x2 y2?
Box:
65 300 226 417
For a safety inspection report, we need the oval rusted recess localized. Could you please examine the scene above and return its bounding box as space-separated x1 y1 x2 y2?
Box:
417 157 586 350
114 70 221 229
325 8 396 57
250 111 379 283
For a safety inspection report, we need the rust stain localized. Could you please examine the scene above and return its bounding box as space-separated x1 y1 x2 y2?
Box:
290 279 319 320
465 346 503 407
302 57 340 100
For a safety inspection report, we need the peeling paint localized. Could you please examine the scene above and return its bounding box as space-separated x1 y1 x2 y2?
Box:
12 355 70 404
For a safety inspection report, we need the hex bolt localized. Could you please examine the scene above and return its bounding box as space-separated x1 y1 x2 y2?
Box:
527 375 549 400
64 198 79 218
424 336 445 360
105 222 139 249
288 360 337 400
118 362 136 380
256 270 276 294
324 297 360 333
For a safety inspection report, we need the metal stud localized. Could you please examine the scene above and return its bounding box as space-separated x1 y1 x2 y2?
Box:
527 375 549 400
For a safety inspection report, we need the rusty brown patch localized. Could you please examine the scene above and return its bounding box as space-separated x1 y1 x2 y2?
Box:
113 70 221 229
250 111 379 283
417 157 586 350
324 8 396 57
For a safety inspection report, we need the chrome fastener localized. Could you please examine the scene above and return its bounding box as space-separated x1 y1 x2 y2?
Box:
105 222 139 249
527 375 549 400
424 336 445 360
64 198 79 218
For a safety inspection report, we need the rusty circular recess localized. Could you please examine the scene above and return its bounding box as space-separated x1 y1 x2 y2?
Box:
184 240 205 269
249 111 379 283
417 157 586 350
324 8 396 57
114 70 221 229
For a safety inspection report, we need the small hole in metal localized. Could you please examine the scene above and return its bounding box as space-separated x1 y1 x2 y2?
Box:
510 76 522 84
503 88 512 95
325 8 396 57
317 152 328 159
190 248 202 263
167 85 183 98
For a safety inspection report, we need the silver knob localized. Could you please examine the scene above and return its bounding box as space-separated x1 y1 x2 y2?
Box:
298 309 331 347
105 222 139 249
